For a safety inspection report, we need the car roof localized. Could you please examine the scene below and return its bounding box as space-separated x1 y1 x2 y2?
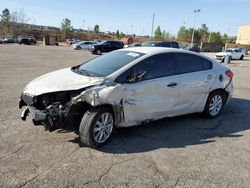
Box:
119 47 193 55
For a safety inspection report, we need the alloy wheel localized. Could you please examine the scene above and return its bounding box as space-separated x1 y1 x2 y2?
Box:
93 112 113 143
209 95 223 116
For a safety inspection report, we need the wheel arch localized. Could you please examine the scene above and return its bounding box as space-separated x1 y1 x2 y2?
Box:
208 88 229 105
79 103 122 127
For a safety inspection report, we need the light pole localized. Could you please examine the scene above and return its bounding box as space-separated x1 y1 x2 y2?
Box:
151 13 155 38
191 9 201 45
83 19 85 32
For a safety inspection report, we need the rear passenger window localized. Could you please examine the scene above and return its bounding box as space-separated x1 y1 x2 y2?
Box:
178 53 212 74
203 58 213 70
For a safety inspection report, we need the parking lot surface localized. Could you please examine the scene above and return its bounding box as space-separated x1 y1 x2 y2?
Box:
0 44 250 188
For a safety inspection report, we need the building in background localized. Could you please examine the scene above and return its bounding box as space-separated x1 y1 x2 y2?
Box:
236 24 250 44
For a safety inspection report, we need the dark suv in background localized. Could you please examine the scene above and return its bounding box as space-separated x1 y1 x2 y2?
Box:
18 35 37 45
142 41 180 49
89 40 124 55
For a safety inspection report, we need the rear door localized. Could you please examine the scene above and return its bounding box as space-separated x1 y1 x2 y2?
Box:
117 53 180 125
176 53 215 114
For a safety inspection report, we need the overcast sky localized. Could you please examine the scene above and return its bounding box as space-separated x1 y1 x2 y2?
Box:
1 0 249 36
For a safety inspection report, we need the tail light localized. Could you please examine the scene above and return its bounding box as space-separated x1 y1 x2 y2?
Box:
225 69 233 79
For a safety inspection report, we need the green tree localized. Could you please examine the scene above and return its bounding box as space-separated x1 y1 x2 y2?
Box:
154 25 162 40
115 29 120 38
1 8 11 34
94 25 100 33
120 32 125 38
177 26 187 42
222 33 228 43
61 18 73 40
209 32 223 43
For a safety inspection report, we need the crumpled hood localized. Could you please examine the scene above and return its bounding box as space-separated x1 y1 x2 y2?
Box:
23 68 104 96
216 52 231 56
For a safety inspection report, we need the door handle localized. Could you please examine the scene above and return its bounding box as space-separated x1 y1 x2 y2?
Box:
167 82 178 87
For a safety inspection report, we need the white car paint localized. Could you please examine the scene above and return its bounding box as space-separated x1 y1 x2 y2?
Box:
73 41 97 50
23 68 104 96
21 47 233 127
215 48 244 60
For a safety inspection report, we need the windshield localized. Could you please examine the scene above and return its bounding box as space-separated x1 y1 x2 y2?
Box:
74 50 145 77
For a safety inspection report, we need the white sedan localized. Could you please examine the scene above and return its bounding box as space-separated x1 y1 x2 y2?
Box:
215 48 244 61
19 47 233 148
73 41 97 50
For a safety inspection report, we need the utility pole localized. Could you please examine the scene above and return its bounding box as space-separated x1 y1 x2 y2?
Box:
83 19 85 32
151 13 155 38
191 9 201 45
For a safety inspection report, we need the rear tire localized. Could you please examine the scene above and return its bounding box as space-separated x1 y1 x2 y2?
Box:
240 55 244 60
203 91 226 119
79 106 114 148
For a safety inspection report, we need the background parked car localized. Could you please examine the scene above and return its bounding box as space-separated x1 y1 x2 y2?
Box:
2 36 14 43
18 35 37 45
124 43 142 48
238 48 248 55
215 48 244 61
142 41 180 48
89 40 124 55
73 41 97 50
180 44 200 52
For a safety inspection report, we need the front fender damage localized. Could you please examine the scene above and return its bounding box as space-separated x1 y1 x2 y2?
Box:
72 83 134 127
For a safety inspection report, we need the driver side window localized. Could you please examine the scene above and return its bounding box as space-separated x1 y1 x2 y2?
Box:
116 53 176 83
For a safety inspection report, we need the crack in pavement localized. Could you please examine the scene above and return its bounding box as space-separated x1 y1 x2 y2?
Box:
144 154 168 183
19 147 81 188
0 145 24 160
99 157 141 187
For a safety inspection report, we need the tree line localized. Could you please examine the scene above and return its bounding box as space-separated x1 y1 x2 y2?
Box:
153 24 236 44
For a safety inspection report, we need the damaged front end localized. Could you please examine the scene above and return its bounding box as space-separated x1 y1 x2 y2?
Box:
19 82 128 131
19 91 82 131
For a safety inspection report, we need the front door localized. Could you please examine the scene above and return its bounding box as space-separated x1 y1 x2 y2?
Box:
118 53 180 126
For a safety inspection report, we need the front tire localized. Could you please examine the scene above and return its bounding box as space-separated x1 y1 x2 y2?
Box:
96 49 102 55
77 46 81 50
79 106 114 148
203 91 225 118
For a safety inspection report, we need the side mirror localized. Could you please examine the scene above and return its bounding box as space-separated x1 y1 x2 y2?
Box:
126 71 146 83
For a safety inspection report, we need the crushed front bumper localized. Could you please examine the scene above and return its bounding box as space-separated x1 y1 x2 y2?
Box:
19 99 47 122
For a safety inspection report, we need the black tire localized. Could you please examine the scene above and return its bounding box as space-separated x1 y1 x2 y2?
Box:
240 55 244 60
96 49 102 55
79 106 114 148
203 91 226 119
77 46 81 50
